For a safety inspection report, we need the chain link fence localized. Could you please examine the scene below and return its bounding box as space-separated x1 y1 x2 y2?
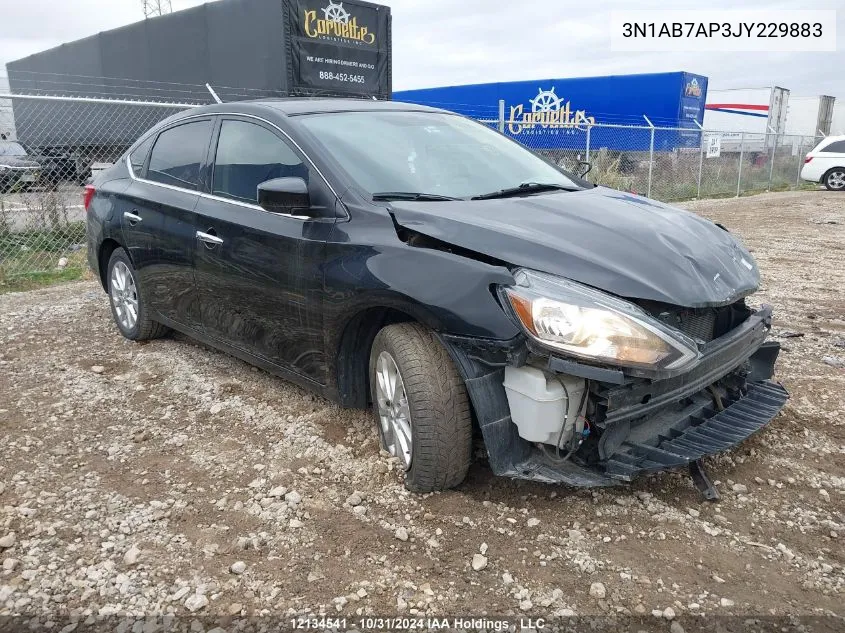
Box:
1 93 196 288
480 118 821 201
0 89 826 286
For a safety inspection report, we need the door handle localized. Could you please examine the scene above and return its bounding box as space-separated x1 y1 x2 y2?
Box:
196 230 224 246
123 211 142 225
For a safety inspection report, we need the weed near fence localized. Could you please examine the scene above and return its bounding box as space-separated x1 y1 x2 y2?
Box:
0 219 87 292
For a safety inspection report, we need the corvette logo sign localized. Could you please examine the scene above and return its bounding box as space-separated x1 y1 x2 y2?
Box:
286 0 390 98
507 87 596 135
303 0 376 45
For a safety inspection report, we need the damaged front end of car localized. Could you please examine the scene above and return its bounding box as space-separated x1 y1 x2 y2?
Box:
387 188 788 495
439 268 788 497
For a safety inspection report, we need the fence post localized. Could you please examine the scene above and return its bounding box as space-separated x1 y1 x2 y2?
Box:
498 99 505 134
644 116 655 198
585 125 591 162
796 138 805 187
697 131 705 199
205 83 222 104
736 132 745 197
767 132 777 191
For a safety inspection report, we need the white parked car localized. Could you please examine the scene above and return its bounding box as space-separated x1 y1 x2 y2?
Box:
800 135 845 191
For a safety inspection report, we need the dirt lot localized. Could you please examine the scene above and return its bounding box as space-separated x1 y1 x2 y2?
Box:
0 190 843 631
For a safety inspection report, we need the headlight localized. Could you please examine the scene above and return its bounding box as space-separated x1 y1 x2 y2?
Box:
499 269 699 370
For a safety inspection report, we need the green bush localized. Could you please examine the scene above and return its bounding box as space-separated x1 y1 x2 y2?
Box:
0 221 86 257
589 148 635 191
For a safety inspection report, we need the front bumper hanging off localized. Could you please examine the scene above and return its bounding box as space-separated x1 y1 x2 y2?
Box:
440 305 789 489
601 379 788 480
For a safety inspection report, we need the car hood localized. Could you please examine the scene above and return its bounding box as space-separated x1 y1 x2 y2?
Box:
0 156 40 169
387 186 760 308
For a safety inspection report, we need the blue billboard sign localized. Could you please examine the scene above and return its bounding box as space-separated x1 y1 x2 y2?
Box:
394 71 708 151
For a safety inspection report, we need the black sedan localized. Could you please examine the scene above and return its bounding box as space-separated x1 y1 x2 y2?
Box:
0 140 40 192
25 145 88 186
85 99 787 495
0 140 85 192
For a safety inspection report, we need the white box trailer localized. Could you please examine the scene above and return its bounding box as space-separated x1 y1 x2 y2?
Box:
0 75 16 141
785 95 836 137
831 100 845 135
703 86 789 152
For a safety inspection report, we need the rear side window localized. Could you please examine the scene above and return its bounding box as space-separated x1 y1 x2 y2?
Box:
820 140 845 154
129 135 154 176
212 120 308 204
147 120 212 190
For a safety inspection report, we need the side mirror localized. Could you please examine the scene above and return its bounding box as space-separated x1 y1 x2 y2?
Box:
576 161 593 178
257 177 310 214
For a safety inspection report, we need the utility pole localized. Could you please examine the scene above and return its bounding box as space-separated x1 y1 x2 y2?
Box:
143 0 172 18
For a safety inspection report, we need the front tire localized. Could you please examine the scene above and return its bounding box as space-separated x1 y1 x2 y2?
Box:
106 248 170 341
823 168 845 191
369 323 473 492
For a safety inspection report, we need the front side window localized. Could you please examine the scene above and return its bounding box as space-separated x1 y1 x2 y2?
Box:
212 120 307 204
129 135 155 176
820 140 845 154
297 110 588 199
147 120 212 190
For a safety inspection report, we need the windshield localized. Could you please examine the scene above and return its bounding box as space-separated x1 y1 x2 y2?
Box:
297 110 589 199
0 142 27 157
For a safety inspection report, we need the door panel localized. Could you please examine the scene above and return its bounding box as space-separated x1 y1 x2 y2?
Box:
193 201 334 381
119 118 212 329
120 181 202 329
194 117 335 383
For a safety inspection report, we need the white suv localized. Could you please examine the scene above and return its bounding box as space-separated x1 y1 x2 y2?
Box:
800 135 845 191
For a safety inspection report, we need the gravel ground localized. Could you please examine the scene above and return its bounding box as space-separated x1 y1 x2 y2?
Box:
0 190 843 631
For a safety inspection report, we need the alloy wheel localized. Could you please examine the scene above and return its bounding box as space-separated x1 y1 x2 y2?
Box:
827 170 845 190
110 261 139 331
375 351 413 470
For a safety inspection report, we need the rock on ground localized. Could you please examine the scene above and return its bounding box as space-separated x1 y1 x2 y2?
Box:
472 554 488 571
184 593 209 612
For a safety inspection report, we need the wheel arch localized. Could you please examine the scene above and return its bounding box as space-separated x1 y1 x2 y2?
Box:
335 305 422 409
97 238 126 290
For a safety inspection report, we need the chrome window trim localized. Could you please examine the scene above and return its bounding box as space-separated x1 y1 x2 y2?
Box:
127 111 343 219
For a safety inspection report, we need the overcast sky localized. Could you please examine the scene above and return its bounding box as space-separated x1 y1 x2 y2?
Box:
0 0 842 96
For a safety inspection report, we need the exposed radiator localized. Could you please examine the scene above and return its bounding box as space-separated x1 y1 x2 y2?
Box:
677 311 717 342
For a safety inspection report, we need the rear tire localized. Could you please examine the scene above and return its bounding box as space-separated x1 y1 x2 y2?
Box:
369 323 473 492
106 248 170 341
823 168 845 191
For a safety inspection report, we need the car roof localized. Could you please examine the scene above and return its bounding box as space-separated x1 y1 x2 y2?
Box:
180 98 448 118
813 135 845 150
